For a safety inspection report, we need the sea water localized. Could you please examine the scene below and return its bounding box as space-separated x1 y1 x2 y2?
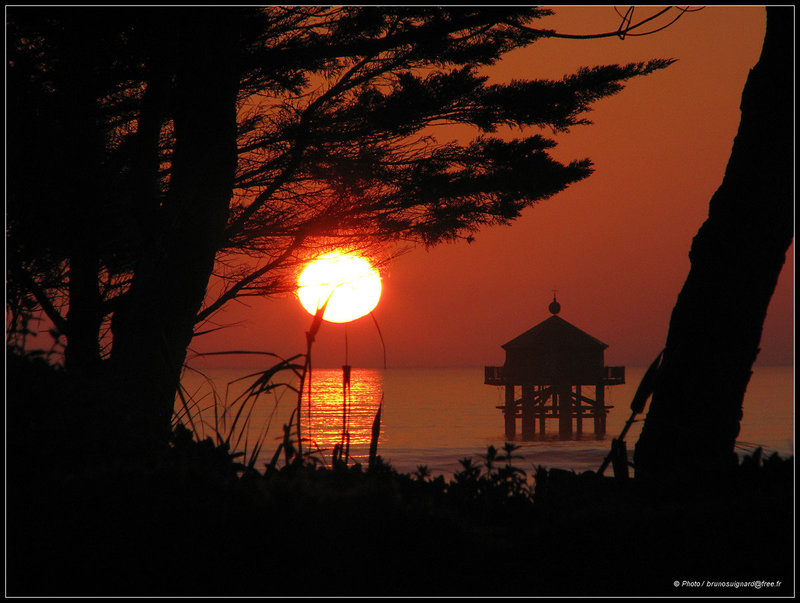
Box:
177 365 794 477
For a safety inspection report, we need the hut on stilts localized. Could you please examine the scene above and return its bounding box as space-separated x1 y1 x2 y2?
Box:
485 296 625 440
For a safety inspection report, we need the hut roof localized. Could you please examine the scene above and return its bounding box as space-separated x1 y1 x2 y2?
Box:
502 315 608 351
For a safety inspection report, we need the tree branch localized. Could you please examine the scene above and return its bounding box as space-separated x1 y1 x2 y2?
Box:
196 235 305 323
10 267 69 334
508 7 699 41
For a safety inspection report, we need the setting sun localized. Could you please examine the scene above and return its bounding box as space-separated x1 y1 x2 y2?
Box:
297 251 382 323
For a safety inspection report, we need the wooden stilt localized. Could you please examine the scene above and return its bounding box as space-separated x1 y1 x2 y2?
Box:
504 385 516 439
575 385 582 436
558 385 572 439
595 382 606 436
521 384 535 440
539 388 547 436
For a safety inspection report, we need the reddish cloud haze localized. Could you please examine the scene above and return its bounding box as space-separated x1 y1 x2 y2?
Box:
191 6 793 371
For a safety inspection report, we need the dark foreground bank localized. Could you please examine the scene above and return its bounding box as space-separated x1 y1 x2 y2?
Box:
6 354 794 597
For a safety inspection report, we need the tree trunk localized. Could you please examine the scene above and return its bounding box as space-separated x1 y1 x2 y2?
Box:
65 252 103 372
60 37 107 375
109 15 241 454
633 7 793 485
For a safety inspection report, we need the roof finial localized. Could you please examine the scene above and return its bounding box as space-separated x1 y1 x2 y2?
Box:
549 290 561 315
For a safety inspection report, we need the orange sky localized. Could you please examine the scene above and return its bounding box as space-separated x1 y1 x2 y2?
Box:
191 6 793 371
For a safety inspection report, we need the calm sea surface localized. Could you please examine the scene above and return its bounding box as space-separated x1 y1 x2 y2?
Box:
177 365 794 477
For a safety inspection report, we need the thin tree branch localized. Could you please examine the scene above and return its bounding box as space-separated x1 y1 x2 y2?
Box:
508 7 698 41
196 235 306 323
10 267 69 334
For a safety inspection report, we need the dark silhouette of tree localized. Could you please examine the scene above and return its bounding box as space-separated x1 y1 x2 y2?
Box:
634 7 793 485
7 7 672 454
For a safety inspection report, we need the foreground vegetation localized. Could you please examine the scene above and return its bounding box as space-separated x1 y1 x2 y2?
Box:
7 352 794 596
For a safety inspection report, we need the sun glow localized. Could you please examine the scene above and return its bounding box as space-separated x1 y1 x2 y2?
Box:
297 251 382 323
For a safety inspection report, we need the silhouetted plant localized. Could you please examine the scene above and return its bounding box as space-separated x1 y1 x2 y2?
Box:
735 446 794 493
173 351 305 473
445 445 535 517
414 465 431 481
168 423 251 480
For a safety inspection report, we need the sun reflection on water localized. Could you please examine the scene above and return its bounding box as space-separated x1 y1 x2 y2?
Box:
302 368 384 460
